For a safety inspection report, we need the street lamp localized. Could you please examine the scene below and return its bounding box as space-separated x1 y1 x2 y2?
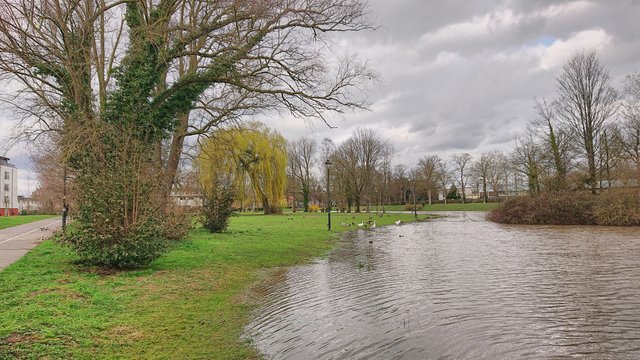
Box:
325 159 332 231
62 165 68 233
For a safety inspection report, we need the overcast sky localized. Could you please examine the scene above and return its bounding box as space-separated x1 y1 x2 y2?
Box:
264 0 640 166
1 0 640 196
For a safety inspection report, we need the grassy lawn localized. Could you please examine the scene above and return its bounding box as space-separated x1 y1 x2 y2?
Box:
0 215 57 230
0 211 428 359
379 202 500 212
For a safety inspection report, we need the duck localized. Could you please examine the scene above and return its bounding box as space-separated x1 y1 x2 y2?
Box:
370 221 377 229
395 219 402 226
357 221 365 227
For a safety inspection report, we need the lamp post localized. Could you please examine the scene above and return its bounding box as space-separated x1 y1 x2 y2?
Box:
325 159 331 231
62 165 68 233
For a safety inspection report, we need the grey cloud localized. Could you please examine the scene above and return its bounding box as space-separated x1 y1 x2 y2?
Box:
302 0 640 167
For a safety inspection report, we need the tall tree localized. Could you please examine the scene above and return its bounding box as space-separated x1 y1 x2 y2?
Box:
487 151 508 200
450 153 472 203
534 98 569 188
287 137 317 212
472 153 492 203
333 128 389 212
417 155 440 205
434 160 451 204
511 132 543 195
619 73 640 183
198 122 287 215
555 51 618 193
393 164 409 204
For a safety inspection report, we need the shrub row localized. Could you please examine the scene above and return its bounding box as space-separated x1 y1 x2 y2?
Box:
488 189 640 226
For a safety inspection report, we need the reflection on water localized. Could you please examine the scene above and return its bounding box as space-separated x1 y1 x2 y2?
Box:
245 212 640 359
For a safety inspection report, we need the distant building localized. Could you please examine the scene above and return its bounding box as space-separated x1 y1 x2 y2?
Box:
171 190 202 208
0 156 19 216
18 196 41 214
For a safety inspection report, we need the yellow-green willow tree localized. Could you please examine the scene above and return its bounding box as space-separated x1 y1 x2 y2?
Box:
199 122 287 215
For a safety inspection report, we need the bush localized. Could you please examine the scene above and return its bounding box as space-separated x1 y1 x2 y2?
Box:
202 178 236 233
308 204 321 212
162 204 194 240
490 189 640 226
488 191 596 225
66 220 167 269
61 124 183 268
593 189 640 226
404 203 423 211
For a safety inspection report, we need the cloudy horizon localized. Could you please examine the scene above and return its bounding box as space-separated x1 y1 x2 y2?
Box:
2 0 639 196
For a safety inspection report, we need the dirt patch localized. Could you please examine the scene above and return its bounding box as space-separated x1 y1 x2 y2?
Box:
56 278 72 285
29 287 88 301
1 332 39 345
107 325 145 343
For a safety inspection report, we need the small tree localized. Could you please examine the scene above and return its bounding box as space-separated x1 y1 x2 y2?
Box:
202 177 236 233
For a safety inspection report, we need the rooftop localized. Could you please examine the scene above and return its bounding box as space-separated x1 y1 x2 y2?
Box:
0 156 16 167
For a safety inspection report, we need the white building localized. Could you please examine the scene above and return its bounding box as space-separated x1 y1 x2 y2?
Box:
18 196 41 214
0 156 19 216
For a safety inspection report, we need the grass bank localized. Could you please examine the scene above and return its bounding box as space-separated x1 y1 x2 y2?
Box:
0 215 57 230
0 212 427 359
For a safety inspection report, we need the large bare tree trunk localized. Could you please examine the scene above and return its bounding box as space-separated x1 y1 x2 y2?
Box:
163 112 190 199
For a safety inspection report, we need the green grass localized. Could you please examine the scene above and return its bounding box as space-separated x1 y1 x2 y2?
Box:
0 215 57 230
381 202 499 212
0 212 428 359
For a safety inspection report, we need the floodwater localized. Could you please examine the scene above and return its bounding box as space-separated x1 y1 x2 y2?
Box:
245 212 640 359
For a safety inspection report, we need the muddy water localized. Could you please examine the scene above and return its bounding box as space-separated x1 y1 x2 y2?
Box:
245 212 640 359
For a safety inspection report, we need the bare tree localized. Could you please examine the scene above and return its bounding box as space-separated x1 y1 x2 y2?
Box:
333 128 389 212
375 144 393 213
435 160 450 204
619 73 640 183
450 153 472 203
511 132 544 195
472 153 492 203
0 0 375 197
409 166 420 218
287 137 317 212
393 164 409 204
555 51 618 193
417 155 440 205
534 98 570 187
487 151 508 200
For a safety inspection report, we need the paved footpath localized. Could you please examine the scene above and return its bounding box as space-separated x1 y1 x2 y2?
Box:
0 218 62 271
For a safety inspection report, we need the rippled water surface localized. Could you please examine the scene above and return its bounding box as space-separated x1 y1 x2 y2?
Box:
245 212 640 359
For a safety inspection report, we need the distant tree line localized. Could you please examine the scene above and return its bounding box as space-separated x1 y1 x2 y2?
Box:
285 51 640 215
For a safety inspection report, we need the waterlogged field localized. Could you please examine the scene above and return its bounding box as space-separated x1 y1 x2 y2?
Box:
247 212 640 359
0 211 426 359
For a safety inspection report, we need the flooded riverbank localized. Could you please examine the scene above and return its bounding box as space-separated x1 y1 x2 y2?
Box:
246 212 640 359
